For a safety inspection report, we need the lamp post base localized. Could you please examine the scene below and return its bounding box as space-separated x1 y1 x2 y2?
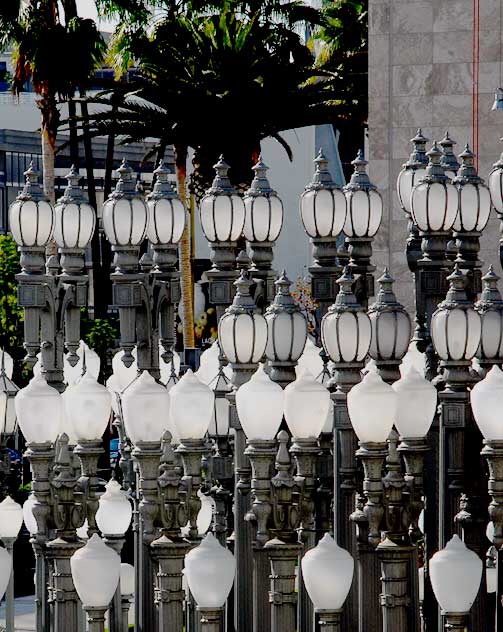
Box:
197 606 224 632
316 608 342 631
84 605 107 632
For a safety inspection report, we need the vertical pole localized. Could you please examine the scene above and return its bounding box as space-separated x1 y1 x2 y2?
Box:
3 537 15 632
442 612 469 631
198 607 224 632
85 606 108 632
264 540 301 632
377 540 411 632
121 597 132 632
315 609 342 631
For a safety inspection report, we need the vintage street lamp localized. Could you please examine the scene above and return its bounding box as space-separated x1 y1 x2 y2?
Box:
301 149 346 315
301 533 354 632
429 535 482 631
0 496 23 632
343 150 383 307
488 146 503 271
200 156 246 316
70 534 121 632
0 546 12 612
243 157 283 302
264 272 307 385
475 266 503 377
368 269 412 383
0 352 19 496
439 132 461 180
120 563 135 631
184 533 236 632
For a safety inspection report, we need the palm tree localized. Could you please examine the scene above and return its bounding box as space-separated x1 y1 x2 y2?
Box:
0 1 106 203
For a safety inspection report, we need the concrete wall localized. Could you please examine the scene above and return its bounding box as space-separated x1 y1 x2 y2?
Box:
368 0 503 311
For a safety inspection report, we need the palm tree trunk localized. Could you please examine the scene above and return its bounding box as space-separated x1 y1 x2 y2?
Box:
38 90 59 256
175 144 195 348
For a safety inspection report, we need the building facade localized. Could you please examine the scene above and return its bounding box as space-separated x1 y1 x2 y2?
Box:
368 0 503 311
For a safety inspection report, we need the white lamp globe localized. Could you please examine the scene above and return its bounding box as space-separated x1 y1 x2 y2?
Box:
301 533 353 610
15 374 62 444
53 166 95 249
243 158 283 243
410 143 458 233
0 496 23 539
65 373 112 442
77 519 89 541
70 534 121 608
0 548 12 601
347 370 397 443
64 341 100 386
120 563 135 597
343 151 382 238
300 149 346 239
102 160 148 247
95 479 132 536
488 152 503 215
112 349 137 391
235 365 284 440
396 129 429 215
471 366 503 440
23 494 38 535
0 351 14 380
9 163 54 247
321 401 334 433
122 371 170 445
106 374 122 417
284 370 330 439
296 338 323 379
430 535 482 614
392 367 437 438
184 533 236 608
199 157 245 243
146 161 185 245
170 370 214 440
452 146 491 233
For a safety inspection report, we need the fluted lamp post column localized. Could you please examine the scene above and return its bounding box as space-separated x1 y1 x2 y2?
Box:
184 534 236 632
300 149 347 319
0 496 23 632
243 157 283 303
301 534 354 631
70 534 121 632
200 156 246 318
430 536 483 631
120 563 135 632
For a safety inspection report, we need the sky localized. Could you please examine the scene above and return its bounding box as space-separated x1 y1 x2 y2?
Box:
75 0 117 31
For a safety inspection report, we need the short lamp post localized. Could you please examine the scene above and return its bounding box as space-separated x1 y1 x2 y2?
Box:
119 563 135 632
429 535 483 631
184 533 236 632
70 534 121 632
0 496 23 631
301 533 354 631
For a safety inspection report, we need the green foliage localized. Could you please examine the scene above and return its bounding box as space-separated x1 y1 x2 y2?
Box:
0 235 24 378
81 314 119 376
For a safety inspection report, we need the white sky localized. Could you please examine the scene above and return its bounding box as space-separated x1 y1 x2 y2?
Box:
75 0 116 31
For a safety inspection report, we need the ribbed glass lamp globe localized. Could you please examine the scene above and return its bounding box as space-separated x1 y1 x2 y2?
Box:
22 494 38 535
397 166 427 215
343 151 382 238
146 162 185 245
321 310 371 364
347 371 397 443
120 563 135 596
70 534 121 607
0 548 12 601
430 535 482 613
102 161 148 246
488 154 503 215
53 167 95 249
96 479 132 536
170 369 214 440
122 371 170 444
453 182 491 232
0 370 18 436
243 159 283 242
431 306 481 361
184 533 236 608
9 164 54 247
284 370 330 439
218 293 268 365
199 157 245 243
392 367 437 438
471 366 503 440
15 374 62 444
235 365 284 440
65 373 112 442
301 533 353 610
0 496 23 539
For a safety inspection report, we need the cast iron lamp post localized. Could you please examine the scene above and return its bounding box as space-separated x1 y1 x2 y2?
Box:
429 535 483 631
474 266 503 377
301 533 354 632
0 495 23 631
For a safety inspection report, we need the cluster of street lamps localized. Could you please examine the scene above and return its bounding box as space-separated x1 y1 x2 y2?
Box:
3 125 503 632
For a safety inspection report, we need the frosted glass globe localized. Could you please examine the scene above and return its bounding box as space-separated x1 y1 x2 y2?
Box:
0 548 12 601
0 350 13 380
489 162 503 214
184 533 236 608
70 534 121 607
284 370 330 439
301 534 353 610
23 494 38 535
120 563 135 596
122 371 170 444
200 193 245 242
235 365 284 440
96 479 132 536
471 366 503 440
64 341 100 386
0 496 23 539
65 373 112 442
112 349 137 391
347 370 397 443
430 535 482 613
392 367 437 438
15 374 62 444
9 199 54 247
170 370 214 440
296 338 323 378
106 374 122 416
